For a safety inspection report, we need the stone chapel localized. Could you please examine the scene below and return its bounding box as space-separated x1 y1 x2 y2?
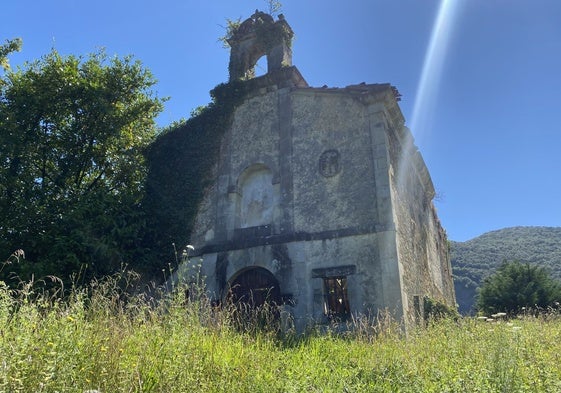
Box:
174 11 456 331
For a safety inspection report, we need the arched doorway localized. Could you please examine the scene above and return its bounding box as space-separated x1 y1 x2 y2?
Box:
228 267 281 308
227 267 281 329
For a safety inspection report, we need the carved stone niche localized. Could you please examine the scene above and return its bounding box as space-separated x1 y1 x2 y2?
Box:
227 11 294 81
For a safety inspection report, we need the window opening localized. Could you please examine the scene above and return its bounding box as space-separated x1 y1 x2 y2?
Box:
323 276 350 320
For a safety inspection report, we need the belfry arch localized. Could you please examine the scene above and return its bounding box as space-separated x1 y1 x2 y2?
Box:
227 11 293 81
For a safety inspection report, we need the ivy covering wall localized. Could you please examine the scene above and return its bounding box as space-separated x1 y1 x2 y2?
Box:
143 80 252 271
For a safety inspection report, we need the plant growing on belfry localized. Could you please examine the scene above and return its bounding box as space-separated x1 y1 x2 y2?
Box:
267 0 283 16
218 18 242 49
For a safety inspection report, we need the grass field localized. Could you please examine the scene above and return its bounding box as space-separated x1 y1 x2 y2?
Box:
1 276 561 392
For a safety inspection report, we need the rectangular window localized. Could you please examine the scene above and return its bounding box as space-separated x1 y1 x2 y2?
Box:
323 277 350 320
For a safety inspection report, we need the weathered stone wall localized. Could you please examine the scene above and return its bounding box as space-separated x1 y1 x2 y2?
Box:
191 85 385 245
290 91 378 233
228 92 280 183
386 123 456 324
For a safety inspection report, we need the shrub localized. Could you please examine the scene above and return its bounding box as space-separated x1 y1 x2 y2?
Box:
423 296 459 321
477 261 561 315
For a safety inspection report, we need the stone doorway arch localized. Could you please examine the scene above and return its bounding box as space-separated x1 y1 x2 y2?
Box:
227 266 281 309
226 267 282 329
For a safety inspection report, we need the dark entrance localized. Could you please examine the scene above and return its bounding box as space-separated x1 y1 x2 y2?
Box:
227 267 282 330
227 267 281 309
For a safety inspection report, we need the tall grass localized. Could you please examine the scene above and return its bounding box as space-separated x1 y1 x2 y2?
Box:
1 273 561 392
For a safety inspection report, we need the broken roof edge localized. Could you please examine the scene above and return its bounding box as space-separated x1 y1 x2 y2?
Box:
231 66 407 132
242 67 402 102
295 82 401 105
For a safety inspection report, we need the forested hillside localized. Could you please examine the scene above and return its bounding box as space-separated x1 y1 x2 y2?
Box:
451 226 561 314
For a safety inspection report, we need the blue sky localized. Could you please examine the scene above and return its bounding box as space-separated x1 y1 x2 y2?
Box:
3 0 561 242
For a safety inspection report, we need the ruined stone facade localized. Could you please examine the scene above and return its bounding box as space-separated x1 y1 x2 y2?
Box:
175 12 455 331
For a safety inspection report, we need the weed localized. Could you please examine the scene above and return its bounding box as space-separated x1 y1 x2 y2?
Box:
1 275 561 391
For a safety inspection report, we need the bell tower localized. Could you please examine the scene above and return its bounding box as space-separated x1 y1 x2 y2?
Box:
227 11 294 81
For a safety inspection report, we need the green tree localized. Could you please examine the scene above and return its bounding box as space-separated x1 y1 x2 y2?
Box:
0 38 22 72
0 49 163 285
477 261 561 315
